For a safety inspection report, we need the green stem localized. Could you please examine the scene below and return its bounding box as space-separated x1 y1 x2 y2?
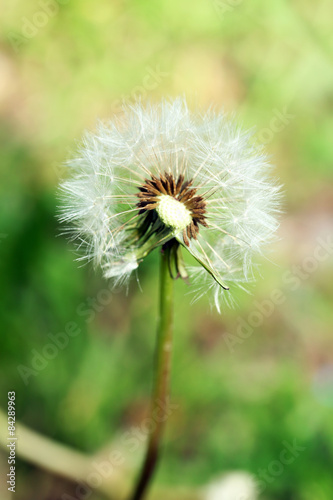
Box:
129 247 174 500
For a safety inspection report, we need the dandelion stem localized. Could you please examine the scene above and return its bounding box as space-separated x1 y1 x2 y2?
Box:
129 246 174 500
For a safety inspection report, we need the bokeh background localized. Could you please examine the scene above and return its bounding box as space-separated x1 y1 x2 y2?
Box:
1 1 333 499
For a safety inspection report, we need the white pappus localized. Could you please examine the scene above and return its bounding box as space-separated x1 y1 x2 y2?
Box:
58 98 281 310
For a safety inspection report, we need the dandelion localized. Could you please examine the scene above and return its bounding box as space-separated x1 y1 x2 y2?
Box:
59 98 281 500
59 98 280 309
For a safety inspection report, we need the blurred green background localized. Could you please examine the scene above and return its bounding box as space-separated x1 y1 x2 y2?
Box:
1 0 333 499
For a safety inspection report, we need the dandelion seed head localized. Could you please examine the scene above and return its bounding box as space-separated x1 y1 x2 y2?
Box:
59 97 281 309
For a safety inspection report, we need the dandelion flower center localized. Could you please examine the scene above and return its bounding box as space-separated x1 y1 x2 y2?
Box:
136 172 209 246
156 195 192 232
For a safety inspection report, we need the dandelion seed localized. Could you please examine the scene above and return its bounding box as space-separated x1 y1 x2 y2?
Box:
59 98 281 308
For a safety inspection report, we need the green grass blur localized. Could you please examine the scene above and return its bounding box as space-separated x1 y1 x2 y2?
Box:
1 0 333 498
